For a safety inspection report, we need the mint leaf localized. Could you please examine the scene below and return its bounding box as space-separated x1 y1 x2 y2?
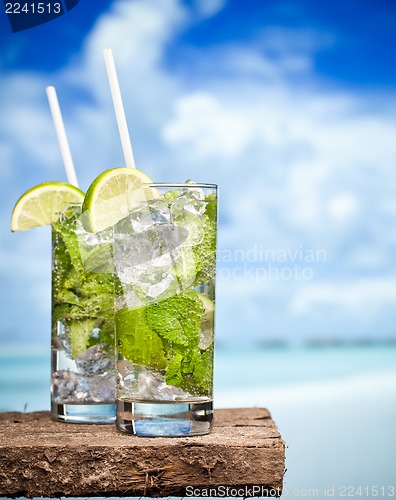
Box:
81 293 113 317
204 194 217 221
115 293 214 396
80 242 113 273
92 319 114 352
192 204 217 285
79 274 114 297
161 189 181 200
179 345 214 395
192 346 214 394
115 306 166 370
165 351 184 386
145 292 202 349
63 266 82 289
53 215 85 275
57 289 81 306
52 303 72 323
143 292 214 394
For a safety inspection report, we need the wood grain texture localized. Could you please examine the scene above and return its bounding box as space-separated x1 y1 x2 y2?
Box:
0 408 285 498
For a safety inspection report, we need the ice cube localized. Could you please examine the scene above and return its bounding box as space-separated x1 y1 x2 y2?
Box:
75 343 115 376
114 220 191 300
113 192 205 302
139 272 175 298
178 180 206 216
136 367 191 401
114 225 188 268
117 360 135 388
52 361 116 403
117 262 178 299
52 369 115 403
184 180 205 200
74 214 114 272
118 364 191 401
88 374 116 402
129 200 171 233
52 370 89 402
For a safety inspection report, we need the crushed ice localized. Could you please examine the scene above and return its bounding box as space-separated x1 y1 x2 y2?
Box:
118 363 191 401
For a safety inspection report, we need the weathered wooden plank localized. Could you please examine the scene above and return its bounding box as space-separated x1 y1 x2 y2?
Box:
0 408 285 498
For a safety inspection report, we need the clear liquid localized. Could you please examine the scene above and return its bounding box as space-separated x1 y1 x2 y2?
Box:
116 398 213 436
52 402 116 424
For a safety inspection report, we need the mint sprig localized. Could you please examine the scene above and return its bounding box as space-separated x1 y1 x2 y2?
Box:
116 291 214 396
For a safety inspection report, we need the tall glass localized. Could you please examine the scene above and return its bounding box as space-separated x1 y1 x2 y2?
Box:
114 183 217 436
51 206 116 423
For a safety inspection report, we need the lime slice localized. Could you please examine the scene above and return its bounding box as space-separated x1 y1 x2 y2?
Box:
82 168 159 233
11 182 85 232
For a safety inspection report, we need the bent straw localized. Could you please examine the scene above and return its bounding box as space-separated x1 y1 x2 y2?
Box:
46 86 79 188
103 48 136 169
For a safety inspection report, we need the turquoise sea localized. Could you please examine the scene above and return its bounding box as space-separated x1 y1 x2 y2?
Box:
1 344 396 499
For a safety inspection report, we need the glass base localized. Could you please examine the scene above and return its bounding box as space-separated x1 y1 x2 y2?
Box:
116 399 214 437
51 402 116 424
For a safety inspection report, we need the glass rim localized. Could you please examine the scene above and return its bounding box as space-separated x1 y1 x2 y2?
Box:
144 182 218 189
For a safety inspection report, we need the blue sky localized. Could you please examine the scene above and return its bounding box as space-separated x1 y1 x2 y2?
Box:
1 0 396 346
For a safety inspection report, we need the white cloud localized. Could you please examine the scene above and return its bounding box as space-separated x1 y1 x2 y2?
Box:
326 193 359 219
162 92 253 157
0 74 63 179
83 0 187 77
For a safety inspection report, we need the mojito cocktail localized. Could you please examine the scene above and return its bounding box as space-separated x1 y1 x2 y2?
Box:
11 182 116 423
51 207 116 422
113 182 217 436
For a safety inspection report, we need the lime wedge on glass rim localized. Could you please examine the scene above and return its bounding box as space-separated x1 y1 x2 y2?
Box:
11 182 85 231
82 167 159 233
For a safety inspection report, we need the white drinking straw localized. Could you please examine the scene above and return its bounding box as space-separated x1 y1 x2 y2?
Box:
103 48 136 169
46 86 79 188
